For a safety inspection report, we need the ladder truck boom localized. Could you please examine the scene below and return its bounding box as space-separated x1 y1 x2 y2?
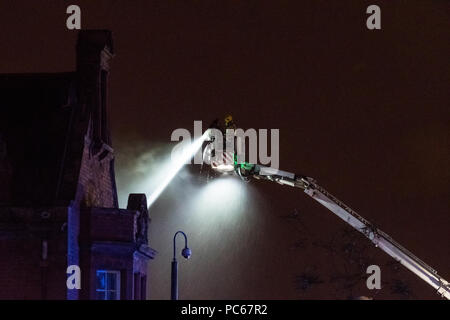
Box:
242 163 450 299
203 116 450 299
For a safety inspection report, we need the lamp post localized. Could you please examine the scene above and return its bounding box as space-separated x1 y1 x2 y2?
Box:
171 230 191 300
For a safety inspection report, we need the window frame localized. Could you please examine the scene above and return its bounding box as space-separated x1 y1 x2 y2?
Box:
95 269 121 300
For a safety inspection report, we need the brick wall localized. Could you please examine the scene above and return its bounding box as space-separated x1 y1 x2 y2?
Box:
89 208 136 242
76 140 116 208
0 207 68 299
0 31 154 300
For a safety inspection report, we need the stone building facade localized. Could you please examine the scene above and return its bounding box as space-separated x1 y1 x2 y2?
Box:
0 30 156 299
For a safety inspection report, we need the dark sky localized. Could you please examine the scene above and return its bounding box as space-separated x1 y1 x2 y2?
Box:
1 1 449 299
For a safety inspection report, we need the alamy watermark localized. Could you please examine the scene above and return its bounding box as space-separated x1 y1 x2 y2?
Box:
366 264 381 290
170 121 280 169
67 265 81 290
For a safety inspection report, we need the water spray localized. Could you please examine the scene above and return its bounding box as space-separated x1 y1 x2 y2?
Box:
146 130 210 208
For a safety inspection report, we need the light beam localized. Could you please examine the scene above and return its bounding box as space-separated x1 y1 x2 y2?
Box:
146 131 209 208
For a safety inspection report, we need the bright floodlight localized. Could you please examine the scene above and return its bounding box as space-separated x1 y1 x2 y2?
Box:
214 163 235 173
147 131 209 208
202 141 235 174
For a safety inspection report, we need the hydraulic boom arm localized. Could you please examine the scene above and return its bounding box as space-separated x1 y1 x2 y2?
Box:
238 163 450 299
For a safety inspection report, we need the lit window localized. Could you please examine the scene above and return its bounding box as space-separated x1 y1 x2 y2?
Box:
96 270 120 300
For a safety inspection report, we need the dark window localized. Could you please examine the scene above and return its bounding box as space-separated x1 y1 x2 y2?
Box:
133 273 141 300
96 270 120 300
141 275 147 300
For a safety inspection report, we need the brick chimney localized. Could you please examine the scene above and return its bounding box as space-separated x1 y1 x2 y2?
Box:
76 30 114 150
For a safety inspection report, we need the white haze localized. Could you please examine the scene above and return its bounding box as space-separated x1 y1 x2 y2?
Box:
114 140 297 299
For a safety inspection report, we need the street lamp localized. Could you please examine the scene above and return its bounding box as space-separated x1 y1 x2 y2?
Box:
171 230 191 300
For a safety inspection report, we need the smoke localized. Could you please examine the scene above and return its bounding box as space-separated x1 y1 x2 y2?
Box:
115 131 208 209
145 170 277 299
114 138 294 299
114 139 176 208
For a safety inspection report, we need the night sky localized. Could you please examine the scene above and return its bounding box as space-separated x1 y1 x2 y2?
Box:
1 1 449 299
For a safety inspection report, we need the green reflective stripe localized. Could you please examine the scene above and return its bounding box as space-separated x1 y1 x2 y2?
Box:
233 153 256 171
241 163 255 170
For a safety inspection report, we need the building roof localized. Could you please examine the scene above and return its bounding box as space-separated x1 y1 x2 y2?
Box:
0 72 77 206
